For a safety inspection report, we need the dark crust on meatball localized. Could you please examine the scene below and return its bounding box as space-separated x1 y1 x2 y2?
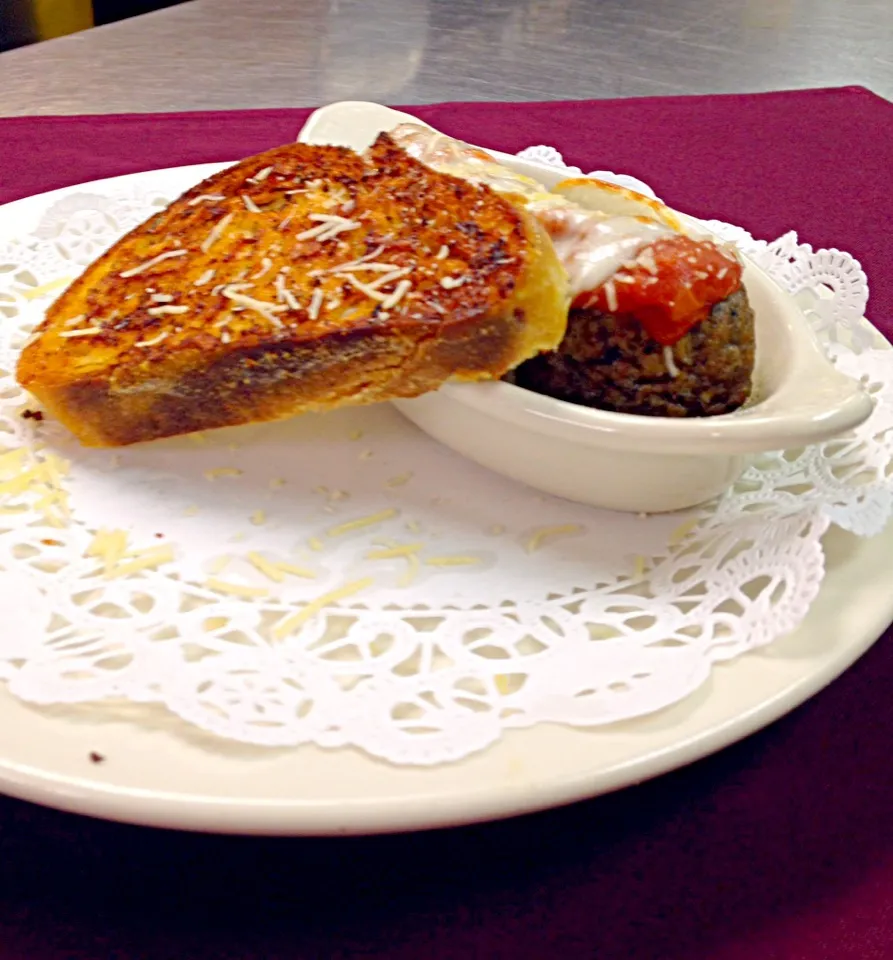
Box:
505 287 755 417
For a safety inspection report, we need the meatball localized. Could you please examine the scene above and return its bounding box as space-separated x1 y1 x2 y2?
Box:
505 287 755 418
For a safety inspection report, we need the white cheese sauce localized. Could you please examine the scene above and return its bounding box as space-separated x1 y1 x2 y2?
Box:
390 123 673 297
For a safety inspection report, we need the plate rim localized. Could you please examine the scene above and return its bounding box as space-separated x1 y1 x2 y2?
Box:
0 162 889 836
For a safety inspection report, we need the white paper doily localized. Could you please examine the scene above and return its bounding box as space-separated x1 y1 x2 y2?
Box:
0 149 890 765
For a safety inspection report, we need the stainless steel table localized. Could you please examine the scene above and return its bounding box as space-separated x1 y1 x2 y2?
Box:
0 0 890 116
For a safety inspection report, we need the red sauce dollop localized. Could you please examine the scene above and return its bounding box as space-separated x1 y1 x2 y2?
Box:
574 235 743 346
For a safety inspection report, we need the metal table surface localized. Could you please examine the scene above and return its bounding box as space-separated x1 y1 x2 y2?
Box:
0 0 891 116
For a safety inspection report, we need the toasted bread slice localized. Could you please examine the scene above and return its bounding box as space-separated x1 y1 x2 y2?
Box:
17 134 568 447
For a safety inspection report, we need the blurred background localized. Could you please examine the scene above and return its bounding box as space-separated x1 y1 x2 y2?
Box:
1 0 186 51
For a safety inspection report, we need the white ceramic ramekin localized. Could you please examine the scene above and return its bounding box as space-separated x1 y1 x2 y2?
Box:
298 101 874 513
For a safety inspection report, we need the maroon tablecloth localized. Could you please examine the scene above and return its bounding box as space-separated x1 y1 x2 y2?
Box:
1 87 892 960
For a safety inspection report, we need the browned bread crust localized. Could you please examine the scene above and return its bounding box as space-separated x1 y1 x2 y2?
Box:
16 134 568 446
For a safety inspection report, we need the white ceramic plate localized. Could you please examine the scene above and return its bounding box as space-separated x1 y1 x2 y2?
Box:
0 167 890 836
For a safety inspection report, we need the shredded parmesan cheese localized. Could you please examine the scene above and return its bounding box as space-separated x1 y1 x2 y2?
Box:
147 305 189 316
344 274 389 303
386 473 412 488
247 551 285 583
636 247 659 275
150 293 175 303
204 467 243 480
242 195 262 213
296 214 361 242
525 524 582 553
188 194 225 206
366 542 423 560
436 245 450 260
663 346 680 378
221 286 286 325
440 276 465 290
107 545 176 579
272 578 373 640
250 510 266 526
193 268 216 287
604 278 619 312
59 327 102 338
251 257 274 281
21 276 72 301
668 518 699 546
136 331 170 348
205 578 270 599
424 555 481 567
634 555 648 579
208 555 230 575
327 509 397 538
201 212 234 254
307 288 324 321
248 166 274 184
307 536 325 552
86 528 129 575
277 562 317 580
273 273 300 310
119 249 187 278
320 246 385 274
381 278 413 310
